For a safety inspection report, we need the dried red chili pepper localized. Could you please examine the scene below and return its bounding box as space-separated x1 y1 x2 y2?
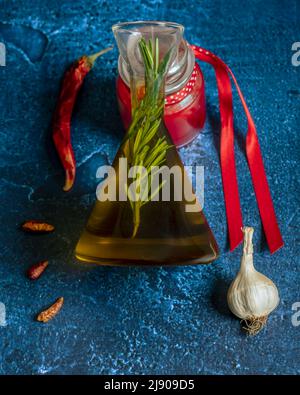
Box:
21 220 55 234
37 297 64 323
27 260 49 280
52 46 113 191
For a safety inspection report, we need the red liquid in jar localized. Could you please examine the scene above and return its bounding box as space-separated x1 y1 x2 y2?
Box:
116 63 206 147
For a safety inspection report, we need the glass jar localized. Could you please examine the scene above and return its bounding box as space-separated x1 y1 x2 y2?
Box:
116 37 206 147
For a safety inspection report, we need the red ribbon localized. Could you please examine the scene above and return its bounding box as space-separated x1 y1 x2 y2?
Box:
191 45 284 253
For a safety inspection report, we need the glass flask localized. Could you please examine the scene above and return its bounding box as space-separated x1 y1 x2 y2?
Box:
116 29 206 147
75 21 219 266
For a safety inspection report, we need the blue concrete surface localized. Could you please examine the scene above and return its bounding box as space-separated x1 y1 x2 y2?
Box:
0 0 299 374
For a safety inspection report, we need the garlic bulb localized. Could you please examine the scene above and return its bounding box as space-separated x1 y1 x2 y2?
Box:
227 227 279 335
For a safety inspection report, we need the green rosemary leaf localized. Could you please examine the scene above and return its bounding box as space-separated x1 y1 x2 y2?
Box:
148 39 153 58
150 150 167 168
150 101 164 121
143 138 167 168
155 37 159 74
143 179 167 206
139 119 161 151
138 146 150 165
133 123 145 156
157 47 172 75
139 38 153 71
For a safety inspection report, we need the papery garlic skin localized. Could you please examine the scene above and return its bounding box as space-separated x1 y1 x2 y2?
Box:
227 227 279 322
227 267 279 320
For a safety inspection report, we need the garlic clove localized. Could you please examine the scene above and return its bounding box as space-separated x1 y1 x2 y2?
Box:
227 227 280 335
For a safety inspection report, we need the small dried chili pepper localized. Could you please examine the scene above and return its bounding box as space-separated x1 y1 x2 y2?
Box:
37 297 64 323
27 260 49 280
21 220 55 234
52 46 113 191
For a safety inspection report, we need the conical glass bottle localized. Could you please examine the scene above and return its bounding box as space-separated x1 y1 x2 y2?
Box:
75 21 219 266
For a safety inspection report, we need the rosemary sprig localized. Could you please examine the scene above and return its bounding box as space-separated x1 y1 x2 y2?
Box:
124 37 173 238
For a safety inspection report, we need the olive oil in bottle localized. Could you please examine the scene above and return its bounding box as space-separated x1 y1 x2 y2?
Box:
75 22 218 266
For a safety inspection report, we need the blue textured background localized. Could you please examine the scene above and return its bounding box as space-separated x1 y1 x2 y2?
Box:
0 0 299 374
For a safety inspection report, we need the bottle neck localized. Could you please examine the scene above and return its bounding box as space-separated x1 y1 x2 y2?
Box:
118 39 195 95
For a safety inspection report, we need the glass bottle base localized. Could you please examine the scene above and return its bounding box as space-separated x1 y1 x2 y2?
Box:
75 228 218 267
